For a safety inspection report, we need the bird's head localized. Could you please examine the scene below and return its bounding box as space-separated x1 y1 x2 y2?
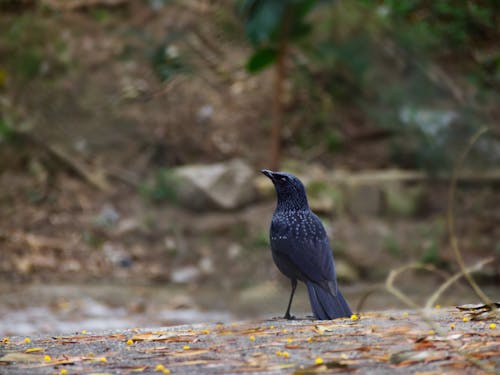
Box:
261 170 309 210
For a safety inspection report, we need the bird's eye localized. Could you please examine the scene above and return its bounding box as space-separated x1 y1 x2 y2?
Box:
280 177 287 182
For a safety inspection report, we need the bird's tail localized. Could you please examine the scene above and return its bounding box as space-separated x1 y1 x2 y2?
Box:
306 282 352 320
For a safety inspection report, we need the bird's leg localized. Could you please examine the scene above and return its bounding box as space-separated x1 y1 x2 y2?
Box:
283 279 297 320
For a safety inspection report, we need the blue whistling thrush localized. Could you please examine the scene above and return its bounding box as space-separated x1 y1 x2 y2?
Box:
261 170 352 320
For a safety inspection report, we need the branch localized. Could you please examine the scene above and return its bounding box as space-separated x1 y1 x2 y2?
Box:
385 262 495 373
446 127 495 307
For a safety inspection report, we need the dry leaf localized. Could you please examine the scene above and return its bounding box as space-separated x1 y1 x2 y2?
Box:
131 332 194 342
25 348 45 353
294 360 348 374
285 344 304 349
390 350 449 366
172 348 210 357
0 353 44 363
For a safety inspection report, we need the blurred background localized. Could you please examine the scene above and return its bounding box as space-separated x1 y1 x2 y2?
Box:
0 0 498 336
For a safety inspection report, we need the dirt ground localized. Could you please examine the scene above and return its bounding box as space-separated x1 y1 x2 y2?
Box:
0 307 498 374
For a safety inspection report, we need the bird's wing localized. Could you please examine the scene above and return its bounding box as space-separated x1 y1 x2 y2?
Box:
272 223 338 294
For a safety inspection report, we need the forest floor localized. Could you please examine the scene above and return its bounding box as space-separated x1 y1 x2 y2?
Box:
1 307 498 375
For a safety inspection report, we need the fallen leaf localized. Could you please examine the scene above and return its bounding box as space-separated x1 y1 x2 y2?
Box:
0 353 44 363
285 344 304 349
293 360 348 374
456 302 500 311
25 348 45 353
390 350 449 366
168 359 219 367
172 349 210 357
131 333 194 342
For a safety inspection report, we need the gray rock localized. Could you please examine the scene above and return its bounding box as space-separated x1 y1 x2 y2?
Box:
174 159 256 210
170 266 200 284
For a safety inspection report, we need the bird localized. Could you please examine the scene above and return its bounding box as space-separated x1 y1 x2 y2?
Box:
261 169 352 320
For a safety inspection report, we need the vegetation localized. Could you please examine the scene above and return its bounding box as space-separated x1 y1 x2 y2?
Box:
238 0 499 170
1 0 498 171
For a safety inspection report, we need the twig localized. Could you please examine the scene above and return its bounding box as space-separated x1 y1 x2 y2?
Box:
354 285 384 313
446 127 494 307
424 258 494 310
47 144 111 192
385 262 495 373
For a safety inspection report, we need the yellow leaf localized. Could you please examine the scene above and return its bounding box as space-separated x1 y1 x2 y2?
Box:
25 347 44 353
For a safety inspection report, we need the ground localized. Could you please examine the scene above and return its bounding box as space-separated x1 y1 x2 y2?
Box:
0 307 498 374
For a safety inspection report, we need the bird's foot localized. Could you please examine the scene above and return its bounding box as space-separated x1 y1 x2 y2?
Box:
283 313 296 320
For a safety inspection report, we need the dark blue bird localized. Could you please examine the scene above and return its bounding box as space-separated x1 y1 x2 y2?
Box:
262 170 352 320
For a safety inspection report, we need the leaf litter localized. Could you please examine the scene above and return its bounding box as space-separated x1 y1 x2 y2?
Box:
0 307 498 374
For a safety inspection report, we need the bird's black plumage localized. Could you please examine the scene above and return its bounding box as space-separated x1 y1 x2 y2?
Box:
262 169 352 320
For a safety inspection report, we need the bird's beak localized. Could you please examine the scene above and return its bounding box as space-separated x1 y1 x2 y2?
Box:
261 169 275 180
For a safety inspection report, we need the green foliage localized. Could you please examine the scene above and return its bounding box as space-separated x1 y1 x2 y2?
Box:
140 169 179 203
246 48 277 72
240 0 320 72
285 0 499 172
384 235 401 258
325 129 343 152
418 220 447 267
82 230 104 248
92 8 111 23
376 0 498 50
151 38 187 81
0 118 15 143
250 230 270 247
3 15 69 80
240 0 286 46
419 239 441 266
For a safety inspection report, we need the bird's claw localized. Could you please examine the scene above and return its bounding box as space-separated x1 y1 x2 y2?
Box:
283 314 296 320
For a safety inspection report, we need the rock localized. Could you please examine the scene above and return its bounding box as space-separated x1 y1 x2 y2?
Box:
102 243 132 268
95 204 120 227
170 266 201 284
174 159 256 210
